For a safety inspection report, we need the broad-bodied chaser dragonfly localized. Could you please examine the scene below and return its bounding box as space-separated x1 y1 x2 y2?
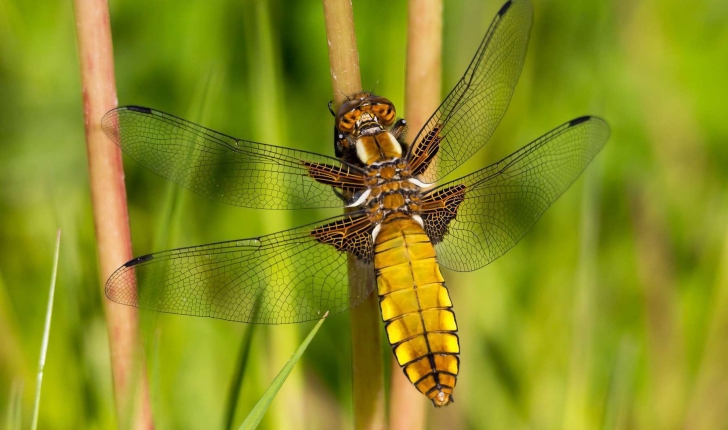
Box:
102 0 609 406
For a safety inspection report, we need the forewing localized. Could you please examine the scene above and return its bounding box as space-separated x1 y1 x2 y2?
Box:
102 106 365 210
426 116 609 272
407 0 532 182
105 213 375 324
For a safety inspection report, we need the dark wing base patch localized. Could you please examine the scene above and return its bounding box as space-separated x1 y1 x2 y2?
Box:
311 215 374 262
421 184 467 243
302 161 367 191
409 125 442 177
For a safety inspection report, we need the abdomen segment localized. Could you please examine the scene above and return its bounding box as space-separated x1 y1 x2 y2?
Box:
374 217 459 406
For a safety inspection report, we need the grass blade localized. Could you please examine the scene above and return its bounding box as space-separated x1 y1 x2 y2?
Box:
601 337 639 430
6 379 23 430
237 312 328 430
225 325 257 430
30 230 61 430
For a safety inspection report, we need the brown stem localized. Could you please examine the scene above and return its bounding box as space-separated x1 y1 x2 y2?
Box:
73 1 154 428
323 0 362 106
388 0 442 428
322 1 384 429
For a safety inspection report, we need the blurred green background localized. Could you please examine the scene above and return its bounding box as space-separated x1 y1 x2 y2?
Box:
2 0 728 428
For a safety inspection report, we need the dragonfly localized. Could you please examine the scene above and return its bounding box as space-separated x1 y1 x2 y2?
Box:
102 0 609 407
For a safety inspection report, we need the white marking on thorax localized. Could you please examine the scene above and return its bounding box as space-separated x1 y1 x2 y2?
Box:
346 189 371 208
356 139 372 166
355 132 402 165
384 133 402 156
407 177 433 189
371 224 382 243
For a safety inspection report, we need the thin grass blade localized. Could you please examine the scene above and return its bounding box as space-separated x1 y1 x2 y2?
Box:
225 325 257 430
6 379 23 430
30 230 61 430
237 312 328 430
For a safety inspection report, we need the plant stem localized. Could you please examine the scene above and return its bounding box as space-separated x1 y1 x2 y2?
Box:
323 0 362 105
322 1 384 429
72 1 154 428
388 0 442 428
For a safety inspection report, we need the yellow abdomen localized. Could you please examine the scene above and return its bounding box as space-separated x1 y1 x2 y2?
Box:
374 217 459 406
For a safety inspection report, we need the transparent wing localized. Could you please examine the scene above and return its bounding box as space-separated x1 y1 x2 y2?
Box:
406 0 532 182
426 116 609 272
102 106 365 210
105 213 375 324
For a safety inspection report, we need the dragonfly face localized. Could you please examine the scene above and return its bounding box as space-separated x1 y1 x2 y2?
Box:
334 93 401 164
335 93 397 135
102 0 609 407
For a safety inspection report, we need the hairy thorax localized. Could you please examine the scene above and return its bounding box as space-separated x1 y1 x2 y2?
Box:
363 159 423 225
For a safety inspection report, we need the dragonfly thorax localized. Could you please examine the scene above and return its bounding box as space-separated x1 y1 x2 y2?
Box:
363 161 423 224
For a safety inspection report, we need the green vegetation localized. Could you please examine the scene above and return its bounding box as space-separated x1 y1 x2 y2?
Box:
239 313 327 430
1 0 727 428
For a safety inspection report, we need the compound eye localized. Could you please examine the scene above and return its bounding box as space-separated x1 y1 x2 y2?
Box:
337 111 358 133
370 100 396 127
335 99 362 126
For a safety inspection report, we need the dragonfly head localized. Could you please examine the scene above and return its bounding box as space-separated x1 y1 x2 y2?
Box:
335 93 397 136
334 93 399 163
